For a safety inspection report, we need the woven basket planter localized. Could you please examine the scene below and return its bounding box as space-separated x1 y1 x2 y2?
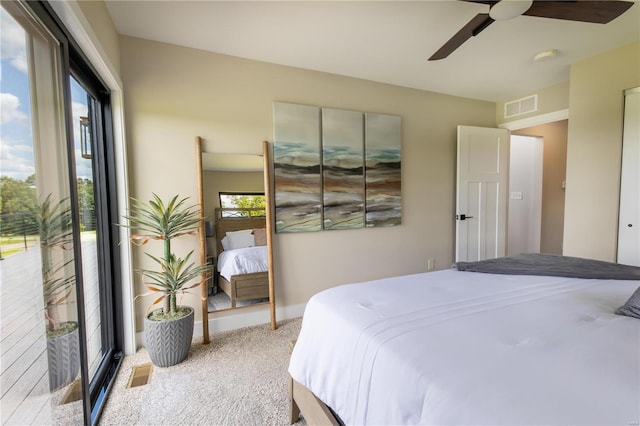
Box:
47 323 80 391
144 306 194 367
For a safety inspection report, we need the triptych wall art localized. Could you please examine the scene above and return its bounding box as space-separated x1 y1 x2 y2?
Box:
273 102 401 233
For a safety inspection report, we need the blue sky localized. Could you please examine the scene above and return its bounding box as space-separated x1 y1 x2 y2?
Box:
1 6 32 181
1 6 92 182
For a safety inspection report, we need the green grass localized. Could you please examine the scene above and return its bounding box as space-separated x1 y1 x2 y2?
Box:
0 235 38 244
0 235 38 258
0 247 28 257
1 231 99 258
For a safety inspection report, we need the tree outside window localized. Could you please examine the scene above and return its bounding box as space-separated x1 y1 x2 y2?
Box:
219 193 265 217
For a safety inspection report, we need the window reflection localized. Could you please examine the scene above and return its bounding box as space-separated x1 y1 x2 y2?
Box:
70 76 103 381
1 3 121 423
0 4 81 424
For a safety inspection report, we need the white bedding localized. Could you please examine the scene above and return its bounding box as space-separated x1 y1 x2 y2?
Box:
217 246 268 281
288 269 640 425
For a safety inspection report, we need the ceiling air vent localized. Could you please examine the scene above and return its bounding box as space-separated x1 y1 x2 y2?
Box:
504 94 538 118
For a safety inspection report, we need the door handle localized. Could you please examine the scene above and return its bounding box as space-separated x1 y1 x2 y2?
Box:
456 214 474 221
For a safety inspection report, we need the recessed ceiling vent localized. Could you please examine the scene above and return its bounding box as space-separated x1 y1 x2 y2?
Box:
504 94 538 118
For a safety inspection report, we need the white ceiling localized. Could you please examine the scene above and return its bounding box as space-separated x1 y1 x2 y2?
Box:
104 1 640 103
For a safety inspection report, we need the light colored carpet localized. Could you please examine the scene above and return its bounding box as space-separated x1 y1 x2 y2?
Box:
99 318 304 426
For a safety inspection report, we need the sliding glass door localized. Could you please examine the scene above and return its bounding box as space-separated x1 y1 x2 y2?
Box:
0 2 123 424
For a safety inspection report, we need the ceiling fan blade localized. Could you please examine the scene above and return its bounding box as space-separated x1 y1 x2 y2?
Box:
524 0 634 24
429 13 495 61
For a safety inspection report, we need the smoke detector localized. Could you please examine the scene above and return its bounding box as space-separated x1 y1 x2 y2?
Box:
534 49 558 62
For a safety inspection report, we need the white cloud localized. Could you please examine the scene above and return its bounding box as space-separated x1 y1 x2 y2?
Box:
72 101 88 119
0 93 27 124
75 148 94 180
0 7 28 76
9 56 27 74
0 136 34 179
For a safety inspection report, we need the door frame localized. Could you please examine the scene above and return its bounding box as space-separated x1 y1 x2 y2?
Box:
498 109 569 131
617 87 640 266
457 110 568 262
500 108 569 253
49 0 135 355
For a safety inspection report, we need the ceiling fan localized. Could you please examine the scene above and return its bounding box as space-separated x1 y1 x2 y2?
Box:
429 0 635 61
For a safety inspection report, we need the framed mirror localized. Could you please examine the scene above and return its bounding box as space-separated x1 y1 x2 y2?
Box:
196 138 276 343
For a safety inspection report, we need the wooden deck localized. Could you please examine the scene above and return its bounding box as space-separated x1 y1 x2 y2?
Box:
1 237 100 425
1 248 53 425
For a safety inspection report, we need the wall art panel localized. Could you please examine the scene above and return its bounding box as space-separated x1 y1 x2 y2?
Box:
273 102 322 233
365 113 402 227
322 108 365 230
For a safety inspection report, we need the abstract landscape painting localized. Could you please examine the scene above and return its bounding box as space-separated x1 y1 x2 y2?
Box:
365 113 402 227
322 108 364 230
273 102 322 233
273 102 402 233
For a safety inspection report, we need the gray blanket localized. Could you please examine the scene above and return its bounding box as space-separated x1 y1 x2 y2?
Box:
455 253 640 281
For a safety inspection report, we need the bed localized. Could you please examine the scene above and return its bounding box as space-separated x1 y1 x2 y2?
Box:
288 254 640 425
213 208 270 308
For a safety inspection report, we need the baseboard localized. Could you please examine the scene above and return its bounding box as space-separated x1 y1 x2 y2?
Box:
135 303 306 349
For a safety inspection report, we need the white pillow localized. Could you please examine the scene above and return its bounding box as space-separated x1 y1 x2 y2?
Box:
225 229 255 250
221 236 231 251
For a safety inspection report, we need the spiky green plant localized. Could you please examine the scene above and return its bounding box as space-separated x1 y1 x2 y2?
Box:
38 194 76 336
124 194 210 318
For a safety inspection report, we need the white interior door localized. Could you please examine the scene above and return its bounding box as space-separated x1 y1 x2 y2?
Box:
456 125 510 262
617 88 640 266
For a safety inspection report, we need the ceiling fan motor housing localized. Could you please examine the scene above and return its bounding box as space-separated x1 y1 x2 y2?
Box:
489 0 534 21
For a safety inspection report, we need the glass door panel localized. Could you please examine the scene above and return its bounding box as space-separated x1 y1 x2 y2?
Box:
0 3 83 424
1 3 122 424
69 76 103 381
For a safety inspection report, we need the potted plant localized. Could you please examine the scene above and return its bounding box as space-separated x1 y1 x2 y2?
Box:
39 194 80 391
124 194 209 367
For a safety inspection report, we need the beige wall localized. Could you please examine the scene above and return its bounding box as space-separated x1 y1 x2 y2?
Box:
119 36 496 331
563 41 640 261
203 170 264 214
514 120 568 255
76 0 120 74
497 82 570 124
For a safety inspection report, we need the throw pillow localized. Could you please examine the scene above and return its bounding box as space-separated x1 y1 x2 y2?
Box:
616 286 640 319
253 228 267 246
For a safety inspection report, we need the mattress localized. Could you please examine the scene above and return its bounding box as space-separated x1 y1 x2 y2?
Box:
217 245 268 281
288 269 640 425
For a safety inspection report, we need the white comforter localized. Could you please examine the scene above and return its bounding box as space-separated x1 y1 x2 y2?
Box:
217 246 268 281
288 269 640 425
